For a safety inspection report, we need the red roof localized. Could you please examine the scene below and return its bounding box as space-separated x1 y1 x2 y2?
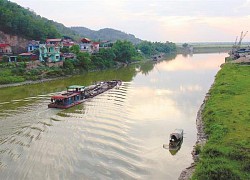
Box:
0 44 10 48
92 42 100 45
51 93 79 100
81 38 91 43
63 42 75 46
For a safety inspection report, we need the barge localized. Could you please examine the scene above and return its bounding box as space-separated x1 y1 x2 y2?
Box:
48 80 122 109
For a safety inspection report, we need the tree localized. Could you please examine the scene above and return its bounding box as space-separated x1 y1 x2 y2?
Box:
76 52 91 69
98 48 115 64
182 43 189 48
90 48 116 69
70 45 80 54
61 46 70 53
112 40 137 63
63 59 74 74
2 56 9 63
137 41 155 56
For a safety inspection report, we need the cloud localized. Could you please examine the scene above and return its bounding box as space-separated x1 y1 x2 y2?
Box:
129 86 181 120
157 53 224 71
9 0 250 42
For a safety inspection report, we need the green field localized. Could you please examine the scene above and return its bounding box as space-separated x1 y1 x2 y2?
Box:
192 63 250 180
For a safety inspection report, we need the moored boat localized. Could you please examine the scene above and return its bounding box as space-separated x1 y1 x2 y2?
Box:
169 129 184 147
48 80 122 109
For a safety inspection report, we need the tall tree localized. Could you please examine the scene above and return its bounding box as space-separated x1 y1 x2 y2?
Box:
112 40 137 63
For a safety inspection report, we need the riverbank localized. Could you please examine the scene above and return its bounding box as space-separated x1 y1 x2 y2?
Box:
0 54 170 89
178 96 209 180
180 63 250 179
0 76 71 89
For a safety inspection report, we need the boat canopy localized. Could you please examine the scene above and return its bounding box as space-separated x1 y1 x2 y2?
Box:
170 129 183 141
67 85 85 89
67 85 85 92
51 93 79 100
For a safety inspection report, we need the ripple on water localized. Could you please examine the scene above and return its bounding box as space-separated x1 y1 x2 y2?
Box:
0 83 152 179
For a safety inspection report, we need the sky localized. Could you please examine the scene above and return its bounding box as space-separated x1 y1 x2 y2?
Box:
9 0 250 43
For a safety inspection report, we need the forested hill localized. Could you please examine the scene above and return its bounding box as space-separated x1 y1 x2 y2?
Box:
71 27 142 44
0 0 62 41
0 0 141 43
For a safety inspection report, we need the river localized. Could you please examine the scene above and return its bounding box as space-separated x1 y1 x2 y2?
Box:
0 53 226 179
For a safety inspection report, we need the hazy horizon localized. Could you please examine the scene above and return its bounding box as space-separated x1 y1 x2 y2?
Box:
9 0 250 43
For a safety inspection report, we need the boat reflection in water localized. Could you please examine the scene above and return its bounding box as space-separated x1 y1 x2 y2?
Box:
169 138 183 155
163 129 184 155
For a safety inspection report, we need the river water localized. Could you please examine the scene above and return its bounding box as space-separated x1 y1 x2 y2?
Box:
0 53 226 179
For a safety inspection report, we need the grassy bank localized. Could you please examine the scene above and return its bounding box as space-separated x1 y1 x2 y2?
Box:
192 63 250 180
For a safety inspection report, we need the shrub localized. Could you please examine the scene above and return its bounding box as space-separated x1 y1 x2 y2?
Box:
0 76 25 84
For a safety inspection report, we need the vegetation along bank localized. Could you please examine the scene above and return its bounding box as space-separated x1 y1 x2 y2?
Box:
0 40 176 85
186 63 250 180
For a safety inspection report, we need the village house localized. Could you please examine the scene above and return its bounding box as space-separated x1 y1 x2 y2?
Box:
27 40 40 52
46 39 63 46
80 38 92 52
0 44 12 55
99 40 113 48
62 38 76 48
39 39 62 62
19 52 38 61
92 42 100 53
79 38 100 53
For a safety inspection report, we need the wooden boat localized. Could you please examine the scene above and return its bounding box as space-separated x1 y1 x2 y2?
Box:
169 129 184 147
48 80 122 109
162 129 184 155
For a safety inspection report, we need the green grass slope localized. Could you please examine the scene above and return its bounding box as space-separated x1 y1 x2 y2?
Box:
192 64 250 180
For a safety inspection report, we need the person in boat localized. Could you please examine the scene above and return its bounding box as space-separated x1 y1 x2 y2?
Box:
170 136 178 142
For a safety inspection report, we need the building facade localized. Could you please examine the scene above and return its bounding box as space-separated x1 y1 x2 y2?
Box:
39 41 61 62
0 44 12 55
27 40 40 52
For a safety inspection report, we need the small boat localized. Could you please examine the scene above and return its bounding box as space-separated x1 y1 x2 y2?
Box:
48 80 122 109
169 129 184 147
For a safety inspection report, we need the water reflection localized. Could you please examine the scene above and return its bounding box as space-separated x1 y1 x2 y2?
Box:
163 138 184 156
0 53 226 179
169 138 184 156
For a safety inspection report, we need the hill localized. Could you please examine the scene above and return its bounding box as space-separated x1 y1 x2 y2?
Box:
0 0 141 44
0 0 61 42
71 27 142 44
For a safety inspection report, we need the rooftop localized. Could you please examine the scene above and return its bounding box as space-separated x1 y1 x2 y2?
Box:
0 44 10 48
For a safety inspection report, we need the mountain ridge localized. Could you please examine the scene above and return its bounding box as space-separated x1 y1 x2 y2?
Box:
0 0 142 45
70 27 142 44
